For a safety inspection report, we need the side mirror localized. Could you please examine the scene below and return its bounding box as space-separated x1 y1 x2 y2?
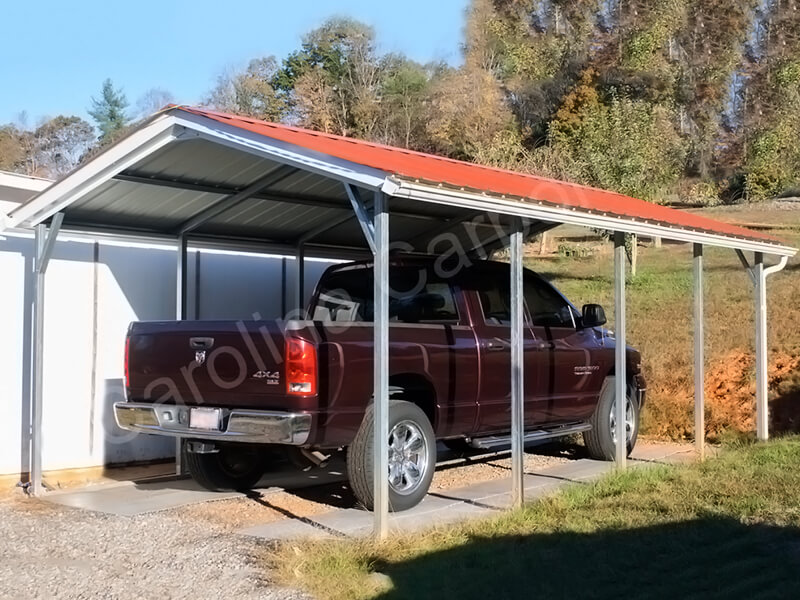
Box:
581 304 607 328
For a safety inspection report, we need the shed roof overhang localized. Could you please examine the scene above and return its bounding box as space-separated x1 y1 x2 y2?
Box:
1 106 795 259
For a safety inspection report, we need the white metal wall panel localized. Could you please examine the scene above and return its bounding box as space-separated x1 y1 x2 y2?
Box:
0 232 336 477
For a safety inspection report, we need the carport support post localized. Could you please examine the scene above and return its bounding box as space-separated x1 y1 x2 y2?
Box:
175 234 188 476
693 244 705 459
373 191 389 539
30 213 64 496
510 217 525 508
296 243 305 316
754 253 768 441
613 232 627 469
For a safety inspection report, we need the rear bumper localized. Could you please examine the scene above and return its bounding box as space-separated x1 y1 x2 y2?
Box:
113 402 312 445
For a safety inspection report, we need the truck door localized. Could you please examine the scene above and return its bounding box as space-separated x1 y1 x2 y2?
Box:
525 274 600 423
469 270 546 434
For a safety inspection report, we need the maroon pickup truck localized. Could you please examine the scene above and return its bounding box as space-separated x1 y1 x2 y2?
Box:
115 255 645 511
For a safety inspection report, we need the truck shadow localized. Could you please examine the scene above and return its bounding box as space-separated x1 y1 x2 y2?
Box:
370 517 800 600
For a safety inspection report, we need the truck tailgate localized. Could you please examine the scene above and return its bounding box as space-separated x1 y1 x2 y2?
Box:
126 320 293 409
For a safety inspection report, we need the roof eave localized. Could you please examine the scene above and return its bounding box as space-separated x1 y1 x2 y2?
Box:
391 178 798 258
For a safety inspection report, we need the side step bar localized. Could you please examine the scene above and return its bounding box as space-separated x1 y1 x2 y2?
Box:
468 422 592 450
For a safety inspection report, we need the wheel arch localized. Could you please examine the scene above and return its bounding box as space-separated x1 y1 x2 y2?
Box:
389 373 438 431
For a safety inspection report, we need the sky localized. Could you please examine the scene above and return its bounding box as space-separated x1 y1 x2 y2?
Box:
0 0 468 127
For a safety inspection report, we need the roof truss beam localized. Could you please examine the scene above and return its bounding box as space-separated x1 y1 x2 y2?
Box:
344 184 376 254
176 165 298 235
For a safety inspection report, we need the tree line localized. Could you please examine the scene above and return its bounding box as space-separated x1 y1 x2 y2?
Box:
2 0 798 204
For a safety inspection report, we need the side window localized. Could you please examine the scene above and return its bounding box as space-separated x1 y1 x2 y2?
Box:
524 277 576 328
313 270 370 322
312 267 459 323
477 276 512 325
390 277 459 324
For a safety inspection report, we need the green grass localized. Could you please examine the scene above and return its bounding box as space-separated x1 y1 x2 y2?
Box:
274 438 800 600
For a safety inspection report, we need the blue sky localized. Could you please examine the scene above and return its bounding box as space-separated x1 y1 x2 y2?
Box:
1 0 467 127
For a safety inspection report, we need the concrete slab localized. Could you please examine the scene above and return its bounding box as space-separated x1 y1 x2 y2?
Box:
240 442 694 541
44 460 349 516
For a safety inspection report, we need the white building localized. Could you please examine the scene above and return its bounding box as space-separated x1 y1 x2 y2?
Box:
0 170 334 486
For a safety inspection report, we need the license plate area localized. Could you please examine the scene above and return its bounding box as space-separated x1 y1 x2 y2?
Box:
189 407 222 431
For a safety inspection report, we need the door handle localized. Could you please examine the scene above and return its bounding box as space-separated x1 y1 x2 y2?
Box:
535 341 555 350
485 340 507 352
189 337 215 351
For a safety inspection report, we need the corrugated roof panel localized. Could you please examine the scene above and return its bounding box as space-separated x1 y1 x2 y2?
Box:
177 106 786 249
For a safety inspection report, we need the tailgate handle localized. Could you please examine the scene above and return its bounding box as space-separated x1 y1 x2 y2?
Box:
189 337 215 350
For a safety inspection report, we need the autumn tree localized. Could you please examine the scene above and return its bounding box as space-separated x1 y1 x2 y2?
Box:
273 18 382 137
206 58 285 122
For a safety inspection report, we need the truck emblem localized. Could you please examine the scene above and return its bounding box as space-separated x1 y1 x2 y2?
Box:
252 371 280 384
195 350 207 366
574 365 599 376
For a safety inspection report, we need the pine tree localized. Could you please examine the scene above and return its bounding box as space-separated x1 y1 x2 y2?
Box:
88 79 130 143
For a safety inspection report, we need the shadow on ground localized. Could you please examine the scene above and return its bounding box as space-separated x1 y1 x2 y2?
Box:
771 375 800 435
373 517 800 600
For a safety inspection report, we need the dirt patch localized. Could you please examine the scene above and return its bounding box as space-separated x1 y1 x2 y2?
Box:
643 350 800 441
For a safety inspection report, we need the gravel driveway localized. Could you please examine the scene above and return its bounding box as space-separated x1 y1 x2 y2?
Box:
0 494 308 600
0 444 575 599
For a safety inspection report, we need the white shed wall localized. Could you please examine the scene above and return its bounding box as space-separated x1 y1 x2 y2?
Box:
0 231 335 477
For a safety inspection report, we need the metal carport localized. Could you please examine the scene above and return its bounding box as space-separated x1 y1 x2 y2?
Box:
2 105 796 539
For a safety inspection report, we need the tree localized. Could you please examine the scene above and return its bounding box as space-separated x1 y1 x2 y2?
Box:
273 18 382 137
88 79 130 143
0 125 28 173
377 56 431 148
206 58 285 122
31 116 95 177
426 66 518 161
136 88 176 118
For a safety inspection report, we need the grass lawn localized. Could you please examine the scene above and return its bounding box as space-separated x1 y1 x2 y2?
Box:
527 203 800 441
274 438 800 600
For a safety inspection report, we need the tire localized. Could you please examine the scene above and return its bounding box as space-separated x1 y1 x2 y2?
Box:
185 442 266 492
583 377 639 461
347 400 437 512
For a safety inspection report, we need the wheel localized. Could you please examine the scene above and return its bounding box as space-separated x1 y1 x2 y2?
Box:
347 400 437 512
185 442 266 491
583 377 639 461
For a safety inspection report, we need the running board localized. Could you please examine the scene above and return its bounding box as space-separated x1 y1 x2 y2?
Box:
468 422 592 450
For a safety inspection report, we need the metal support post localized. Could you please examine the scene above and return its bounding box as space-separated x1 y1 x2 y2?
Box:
693 244 705 460
754 253 768 441
30 213 64 496
296 243 305 316
509 217 525 508
175 234 188 476
373 191 390 539
613 231 627 468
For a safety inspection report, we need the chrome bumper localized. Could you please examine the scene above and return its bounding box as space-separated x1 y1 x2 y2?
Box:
113 402 312 445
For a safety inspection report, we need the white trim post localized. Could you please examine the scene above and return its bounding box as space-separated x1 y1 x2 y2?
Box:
373 191 390 538
30 212 64 496
614 231 627 468
754 253 768 441
510 217 525 507
693 244 705 460
175 234 188 476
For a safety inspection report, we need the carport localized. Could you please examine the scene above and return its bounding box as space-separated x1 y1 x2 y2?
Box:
1 106 795 539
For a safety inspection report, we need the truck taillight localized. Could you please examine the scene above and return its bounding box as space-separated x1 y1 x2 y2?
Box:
123 335 130 395
286 338 317 396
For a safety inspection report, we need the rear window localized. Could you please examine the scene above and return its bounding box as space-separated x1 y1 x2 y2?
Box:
312 266 459 324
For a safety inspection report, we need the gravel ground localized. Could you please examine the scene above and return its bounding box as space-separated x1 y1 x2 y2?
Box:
0 443 578 599
0 494 309 600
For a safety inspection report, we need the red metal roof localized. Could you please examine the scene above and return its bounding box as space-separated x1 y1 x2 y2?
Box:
176 106 782 247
